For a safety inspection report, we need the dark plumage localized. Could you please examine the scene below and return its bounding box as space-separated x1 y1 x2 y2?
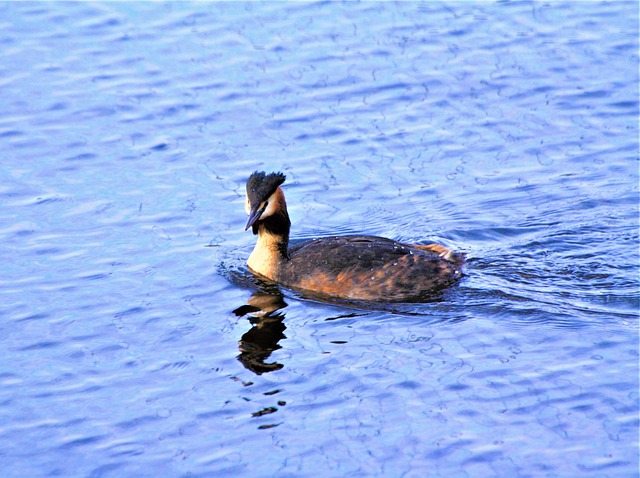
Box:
244 171 464 302
246 171 285 210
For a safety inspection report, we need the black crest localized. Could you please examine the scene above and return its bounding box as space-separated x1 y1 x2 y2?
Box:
246 171 286 205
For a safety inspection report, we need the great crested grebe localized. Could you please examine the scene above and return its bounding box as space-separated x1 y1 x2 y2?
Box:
244 171 464 302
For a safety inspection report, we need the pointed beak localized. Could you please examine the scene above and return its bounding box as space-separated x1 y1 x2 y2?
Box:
244 205 265 231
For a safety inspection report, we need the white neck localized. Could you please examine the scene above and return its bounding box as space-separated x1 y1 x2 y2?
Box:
247 228 285 280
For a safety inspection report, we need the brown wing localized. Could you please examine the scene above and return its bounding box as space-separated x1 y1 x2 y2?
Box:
284 235 463 301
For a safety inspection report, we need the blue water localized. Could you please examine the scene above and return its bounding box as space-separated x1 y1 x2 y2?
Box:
1 2 638 477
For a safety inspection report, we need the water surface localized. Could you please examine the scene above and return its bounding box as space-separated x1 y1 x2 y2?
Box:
0 2 638 477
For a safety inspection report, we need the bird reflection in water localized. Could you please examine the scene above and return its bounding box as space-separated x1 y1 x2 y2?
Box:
233 292 288 375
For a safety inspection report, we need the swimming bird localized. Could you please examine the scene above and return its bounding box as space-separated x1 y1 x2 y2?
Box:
244 171 464 302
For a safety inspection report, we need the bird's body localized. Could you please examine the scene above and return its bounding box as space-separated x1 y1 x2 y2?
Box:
244 171 464 302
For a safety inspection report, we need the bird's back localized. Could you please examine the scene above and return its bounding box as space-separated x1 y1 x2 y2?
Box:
279 235 463 302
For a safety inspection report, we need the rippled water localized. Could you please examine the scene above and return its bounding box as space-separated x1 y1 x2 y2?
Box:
1 2 638 477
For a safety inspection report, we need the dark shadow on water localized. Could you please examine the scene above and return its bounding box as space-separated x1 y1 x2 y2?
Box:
233 292 288 375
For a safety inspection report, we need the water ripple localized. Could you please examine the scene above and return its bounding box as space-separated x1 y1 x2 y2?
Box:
0 1 637 477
